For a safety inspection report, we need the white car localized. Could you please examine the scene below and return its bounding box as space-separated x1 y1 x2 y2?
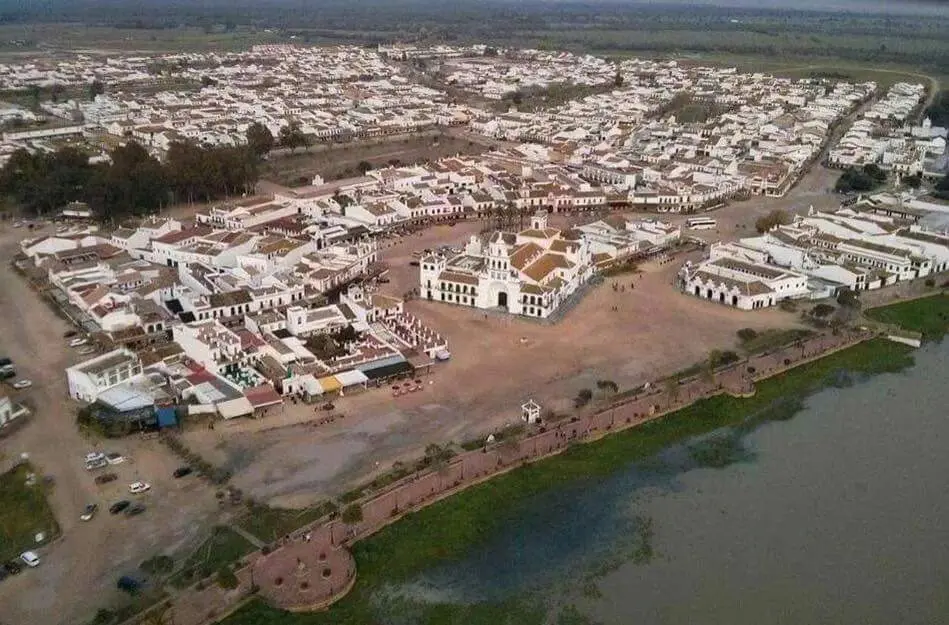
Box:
106 453 126 465
128 482 151 494
77 346 96 355
20 551 40 567
69 337 88 347
12 379 32 390
85 451 105 463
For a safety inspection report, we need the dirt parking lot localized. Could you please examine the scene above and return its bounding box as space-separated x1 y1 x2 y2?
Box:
0 225 223 625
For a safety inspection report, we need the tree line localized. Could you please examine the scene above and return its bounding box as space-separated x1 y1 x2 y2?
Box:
0 139 260 219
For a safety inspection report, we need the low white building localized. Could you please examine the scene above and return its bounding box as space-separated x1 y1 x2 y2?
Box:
678 256 810 310
66 348 144 403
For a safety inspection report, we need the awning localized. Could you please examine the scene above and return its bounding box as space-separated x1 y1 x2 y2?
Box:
217 397 254 420
334 370 369 387
363 361 414 381
317 376 342 393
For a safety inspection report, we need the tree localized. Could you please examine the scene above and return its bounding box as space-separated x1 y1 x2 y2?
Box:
863 163 886 183
736 328 758 343
837 287 860 309
754 209 792 233
341 503 363 524
902 173 922 189
811 303 836 318
574 388 594 408
278 121 308 152
88 79 105 101
245 122 274 158
357 160 373 175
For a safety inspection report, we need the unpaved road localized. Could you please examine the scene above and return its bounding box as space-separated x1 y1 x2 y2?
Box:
0 225 222 625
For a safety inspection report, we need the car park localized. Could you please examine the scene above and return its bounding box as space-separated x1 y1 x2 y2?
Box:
20 551 40 567
80 503 98 521
128 481 150 494
125 503 146 517
109 500 131 514
12 379 32 390
94 472 118 485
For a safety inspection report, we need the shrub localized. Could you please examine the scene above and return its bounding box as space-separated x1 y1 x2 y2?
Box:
925 278 936 288
754 209 792 233
216 566 239 590
574 388 594 408
341 503 363 524
736 328 758 342
811 303 835 318
140 554 174 575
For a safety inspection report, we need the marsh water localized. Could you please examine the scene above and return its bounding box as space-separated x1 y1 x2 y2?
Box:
388 341 949 624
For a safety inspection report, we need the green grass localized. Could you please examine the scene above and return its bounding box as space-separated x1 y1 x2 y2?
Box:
237 502 337 544
218 338 914 625
739 328 815 355
169 526 255 589
865 294 949 340
0 463 60 561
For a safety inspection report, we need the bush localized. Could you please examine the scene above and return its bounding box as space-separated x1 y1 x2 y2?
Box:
811 303 835 318
341 503 363 524
574 388 594 408
754 209 792 233
216 566 239 590
925 278 936 288
736 328 758 342
140 554 174 575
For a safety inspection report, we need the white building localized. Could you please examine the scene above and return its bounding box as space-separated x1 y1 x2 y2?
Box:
66 348 144 403
419 211 595 318
678 255 810 310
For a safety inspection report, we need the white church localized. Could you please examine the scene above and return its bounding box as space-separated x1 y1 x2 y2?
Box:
418 210 595 318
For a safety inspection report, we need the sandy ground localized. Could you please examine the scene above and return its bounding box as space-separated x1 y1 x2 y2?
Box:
182 189 818 506
0 225 224 625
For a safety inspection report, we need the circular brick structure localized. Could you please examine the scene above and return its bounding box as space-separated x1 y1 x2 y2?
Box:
253 531 356 612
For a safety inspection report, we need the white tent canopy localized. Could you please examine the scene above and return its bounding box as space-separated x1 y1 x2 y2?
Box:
334 369 369 387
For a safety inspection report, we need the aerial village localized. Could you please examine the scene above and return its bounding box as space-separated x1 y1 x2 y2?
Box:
1 42 948 438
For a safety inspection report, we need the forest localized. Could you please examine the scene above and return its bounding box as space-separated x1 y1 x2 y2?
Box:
0 141 259 219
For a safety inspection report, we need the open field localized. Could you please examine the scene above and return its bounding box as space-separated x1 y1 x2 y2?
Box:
262 134 489 186
0 463 59 562
218 336 917 625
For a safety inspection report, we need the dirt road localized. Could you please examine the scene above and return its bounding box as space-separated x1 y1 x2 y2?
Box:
0 225 222 625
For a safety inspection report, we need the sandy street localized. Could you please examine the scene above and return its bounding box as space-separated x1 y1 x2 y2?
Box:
0 225 223 625
181 165 836 507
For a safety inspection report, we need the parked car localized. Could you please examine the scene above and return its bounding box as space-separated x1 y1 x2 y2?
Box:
0 367 15 381
409 260 420 267
94 472 118 485
125 503 146 517
3 561 21 575
105 453 126 465
128 481 150 494
12 379 32 390
109 500 131 514
173 466 192 479
68 337 88 347
80 503 98 521
19 551 40 567
0 357 11 366
85 458 108 471
85 452 105 463
77 346 96 355
117 575 142 594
